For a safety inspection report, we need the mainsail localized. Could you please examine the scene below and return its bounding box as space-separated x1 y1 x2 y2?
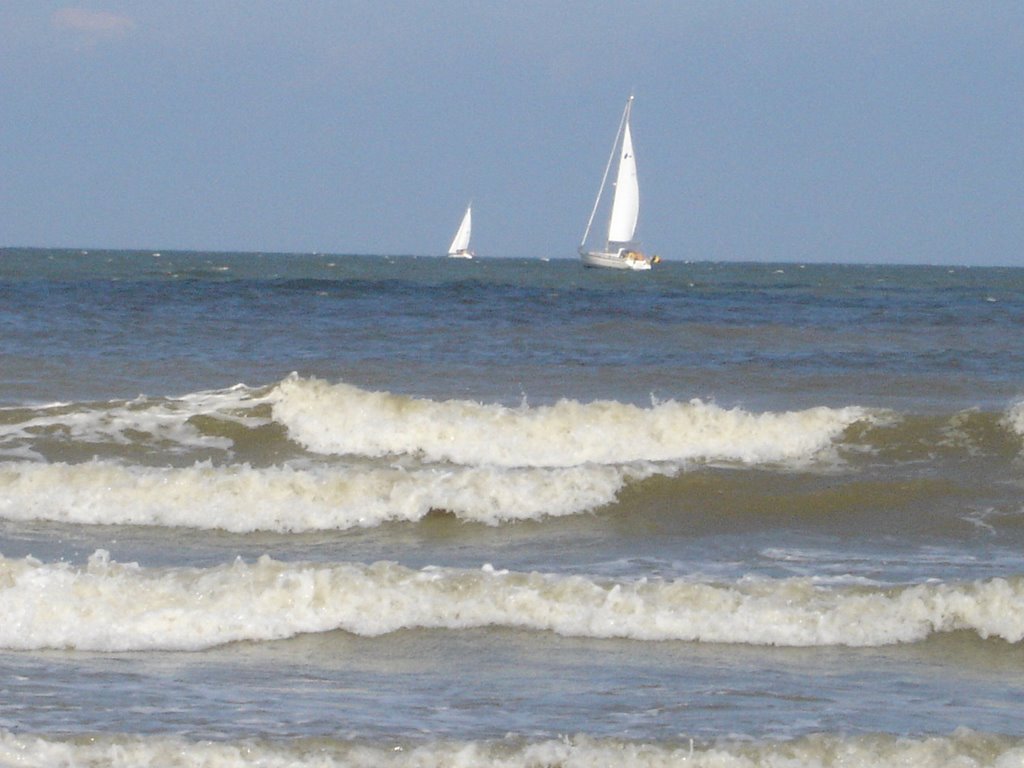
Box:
607 120 639 245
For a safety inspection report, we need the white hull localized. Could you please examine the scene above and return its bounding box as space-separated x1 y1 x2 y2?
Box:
448 250 474 259
579 249 652 271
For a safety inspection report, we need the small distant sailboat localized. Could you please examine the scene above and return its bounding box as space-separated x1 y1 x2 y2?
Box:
579 95 658 271
447 204 474 259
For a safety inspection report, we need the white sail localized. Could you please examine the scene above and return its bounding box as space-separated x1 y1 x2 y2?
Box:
448 205 472 256
607 120 639 245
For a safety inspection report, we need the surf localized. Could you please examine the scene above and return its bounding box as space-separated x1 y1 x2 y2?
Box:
0 459 645 531
1 728 1021 768
266 374 874 468
2 551 1022 652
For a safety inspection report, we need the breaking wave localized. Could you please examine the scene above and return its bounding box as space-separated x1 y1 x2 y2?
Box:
0 375 877 469
0 375 892 531
0 460 647 531
1 728 1022 768
2 551 1022 652
266 375 872 467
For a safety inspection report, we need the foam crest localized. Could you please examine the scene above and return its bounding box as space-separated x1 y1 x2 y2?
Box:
268 376 870 467
2 553 1021 651
1 729 1020 768
0 460 640 531
1001 400 1024 441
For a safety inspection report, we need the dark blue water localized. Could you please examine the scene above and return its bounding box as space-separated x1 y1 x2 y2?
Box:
4 250 1023 409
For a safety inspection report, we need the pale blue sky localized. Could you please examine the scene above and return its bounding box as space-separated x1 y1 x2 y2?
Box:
1 2 1022 264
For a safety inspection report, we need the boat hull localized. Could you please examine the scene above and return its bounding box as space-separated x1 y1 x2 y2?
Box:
579 250 652 271
447 251 474 259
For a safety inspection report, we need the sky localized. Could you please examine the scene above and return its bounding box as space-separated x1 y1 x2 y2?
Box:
1 2 1022 265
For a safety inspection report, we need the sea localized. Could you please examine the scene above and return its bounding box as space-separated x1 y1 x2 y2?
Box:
1 247 1023 767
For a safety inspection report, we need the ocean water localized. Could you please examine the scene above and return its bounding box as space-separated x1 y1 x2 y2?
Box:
1 247 1023 767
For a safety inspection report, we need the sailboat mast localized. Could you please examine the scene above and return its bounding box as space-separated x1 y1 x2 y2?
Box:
579 95 634 249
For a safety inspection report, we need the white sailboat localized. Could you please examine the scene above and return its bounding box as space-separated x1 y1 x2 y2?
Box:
579 95 658 270
447 204 474 259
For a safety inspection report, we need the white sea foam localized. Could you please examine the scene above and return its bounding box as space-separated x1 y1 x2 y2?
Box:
2 552 1021 652
0 384 269 455
1000 400 1024 441
0 460 644 531
267 375 871 468
0 729 1020 768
